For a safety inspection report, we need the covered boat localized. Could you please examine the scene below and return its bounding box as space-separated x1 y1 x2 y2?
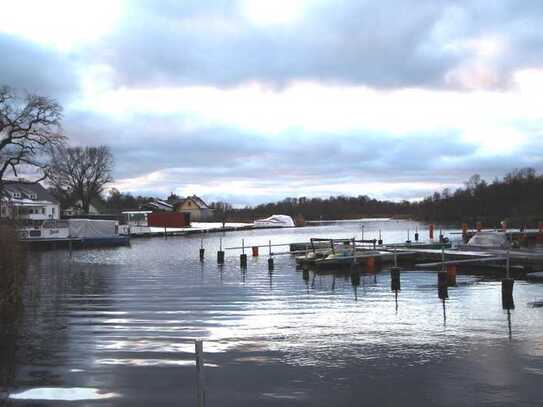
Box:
254 214 295 228
466 231 510 249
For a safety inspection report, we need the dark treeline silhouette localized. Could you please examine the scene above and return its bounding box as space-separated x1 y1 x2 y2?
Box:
411 168 543 226
226 196 412 223
225 168 543 226
97 168 542 227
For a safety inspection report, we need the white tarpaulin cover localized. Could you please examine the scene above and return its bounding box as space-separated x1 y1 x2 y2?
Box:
254 214 295 228
467 232 509 248
68 219 118 238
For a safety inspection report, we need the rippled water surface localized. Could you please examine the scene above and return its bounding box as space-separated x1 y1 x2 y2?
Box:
2 220 543 406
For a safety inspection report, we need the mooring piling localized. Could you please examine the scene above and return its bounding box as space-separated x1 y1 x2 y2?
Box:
240 239 247 268
438 271 448 300
195 340 206 407
414 226 419 242
429 224 434 240
502 278 514 310
199 238 205 262
391 267 400 291
217 237 225 265
502 248 514 309
378 229 383 245
268 240 274 270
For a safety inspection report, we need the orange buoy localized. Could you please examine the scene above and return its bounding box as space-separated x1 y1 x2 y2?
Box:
252 246 259 257
447 264 457 285
367 256 375 272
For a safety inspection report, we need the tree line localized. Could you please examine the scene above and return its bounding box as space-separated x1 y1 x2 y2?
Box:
223 169 543 227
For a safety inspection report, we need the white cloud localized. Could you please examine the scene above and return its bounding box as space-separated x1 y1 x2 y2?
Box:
0 0 122 50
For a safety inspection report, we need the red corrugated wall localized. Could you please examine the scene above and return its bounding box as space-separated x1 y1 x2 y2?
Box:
148 212 190 228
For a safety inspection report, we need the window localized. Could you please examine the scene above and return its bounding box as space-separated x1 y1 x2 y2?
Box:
30 193 37 200
42 208 45 214
52 207 56 215
12 192 21 198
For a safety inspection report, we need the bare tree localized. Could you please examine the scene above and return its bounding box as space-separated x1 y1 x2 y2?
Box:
0 85 64 189
48 145 113 213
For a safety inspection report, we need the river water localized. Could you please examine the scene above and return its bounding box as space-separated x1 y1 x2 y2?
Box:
2 219 543 406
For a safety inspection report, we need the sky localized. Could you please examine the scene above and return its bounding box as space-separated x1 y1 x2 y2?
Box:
1 0 543 207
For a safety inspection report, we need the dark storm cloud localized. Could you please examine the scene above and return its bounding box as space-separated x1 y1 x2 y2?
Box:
0 33 79 100
88 0 543 89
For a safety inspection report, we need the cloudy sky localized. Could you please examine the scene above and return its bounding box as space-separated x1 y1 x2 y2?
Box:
2 0 543 206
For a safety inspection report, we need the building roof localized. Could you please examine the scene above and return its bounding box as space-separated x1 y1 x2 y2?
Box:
176 195 210 209
140 199 174 211
1 180 59 204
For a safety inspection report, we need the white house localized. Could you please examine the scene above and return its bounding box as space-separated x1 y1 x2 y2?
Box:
0 180 60 221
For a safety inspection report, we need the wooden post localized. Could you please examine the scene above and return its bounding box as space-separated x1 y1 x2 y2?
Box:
240 239 247 268
391 267 400 291
195 340 206 407
506 248 511 279
502 278 514 310
199 238 205 261
414 226 419 242
441 246 445 272
438 272 448 300
217 237 224 264
361 225 365 240
429 224 434 240
378 229 383 245
393 247 398 268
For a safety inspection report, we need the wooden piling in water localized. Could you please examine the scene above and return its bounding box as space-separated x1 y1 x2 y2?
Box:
199 239 205 261
429 224 434 240
502 278 514 310
195 340 206 407
438 272 448 300
217 237 224 264
391 267 400 291
240 239 247 268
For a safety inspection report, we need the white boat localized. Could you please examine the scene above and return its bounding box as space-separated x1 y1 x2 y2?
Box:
466 231 510 249
254 214 295 228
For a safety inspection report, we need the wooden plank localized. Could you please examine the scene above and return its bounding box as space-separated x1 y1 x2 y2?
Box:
415 256 506 268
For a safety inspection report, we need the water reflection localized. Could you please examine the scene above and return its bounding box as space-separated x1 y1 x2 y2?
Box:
10 387 119 401
3 220 543 406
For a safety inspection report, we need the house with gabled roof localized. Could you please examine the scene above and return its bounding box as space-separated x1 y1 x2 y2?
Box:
174 195 214 221
0 180 60 220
